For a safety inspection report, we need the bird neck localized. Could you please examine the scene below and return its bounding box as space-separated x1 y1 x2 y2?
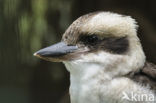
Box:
64 61 113 84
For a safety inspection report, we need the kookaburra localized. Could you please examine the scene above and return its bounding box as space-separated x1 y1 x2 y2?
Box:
34 12 156 103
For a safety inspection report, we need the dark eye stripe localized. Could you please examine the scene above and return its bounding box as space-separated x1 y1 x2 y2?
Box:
102 36 129 54
78 34 129 54
79 35 129 54
79 35 99 45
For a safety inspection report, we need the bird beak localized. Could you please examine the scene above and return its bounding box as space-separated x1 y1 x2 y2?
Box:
34 42 78 62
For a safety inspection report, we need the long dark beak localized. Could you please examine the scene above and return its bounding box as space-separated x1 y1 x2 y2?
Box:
34 42 78 60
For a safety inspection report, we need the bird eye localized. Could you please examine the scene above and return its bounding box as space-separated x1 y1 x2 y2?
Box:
79 34 99 45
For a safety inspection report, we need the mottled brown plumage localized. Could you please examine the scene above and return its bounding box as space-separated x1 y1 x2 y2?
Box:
126 62 156 93
62 12 103 45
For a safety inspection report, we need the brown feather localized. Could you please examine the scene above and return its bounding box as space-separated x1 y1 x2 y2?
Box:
126 62 156 93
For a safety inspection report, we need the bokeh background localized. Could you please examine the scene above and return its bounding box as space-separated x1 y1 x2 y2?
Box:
0 0 156 103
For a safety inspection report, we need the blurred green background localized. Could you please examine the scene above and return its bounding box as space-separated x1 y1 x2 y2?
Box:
0 0 156 103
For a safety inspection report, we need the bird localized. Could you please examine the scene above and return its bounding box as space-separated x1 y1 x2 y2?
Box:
34 11 156 103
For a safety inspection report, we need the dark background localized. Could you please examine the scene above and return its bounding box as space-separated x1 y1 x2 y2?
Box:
0 0 156 103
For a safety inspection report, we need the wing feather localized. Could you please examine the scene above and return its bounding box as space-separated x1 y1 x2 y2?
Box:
126 62 156 93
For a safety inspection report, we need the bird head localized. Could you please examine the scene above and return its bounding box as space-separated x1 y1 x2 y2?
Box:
34 12 145 78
